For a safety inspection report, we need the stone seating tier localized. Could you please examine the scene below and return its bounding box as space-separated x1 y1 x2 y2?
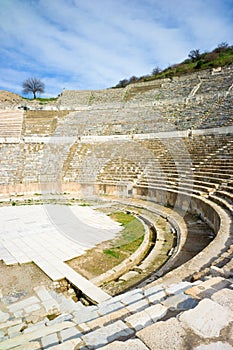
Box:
0 276 232 350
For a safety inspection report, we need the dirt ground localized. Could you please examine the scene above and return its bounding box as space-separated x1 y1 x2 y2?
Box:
0 261 54 298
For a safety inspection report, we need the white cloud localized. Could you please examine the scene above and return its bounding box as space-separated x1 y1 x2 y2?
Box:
0 0 232 96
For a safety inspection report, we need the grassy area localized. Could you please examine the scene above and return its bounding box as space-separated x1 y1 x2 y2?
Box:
22 97 58 103
114 44 233 87
102 216 175 295
146 50 233 80
67 211 145 278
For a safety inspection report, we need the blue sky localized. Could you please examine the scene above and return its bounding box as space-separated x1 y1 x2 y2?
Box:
0 0 233 97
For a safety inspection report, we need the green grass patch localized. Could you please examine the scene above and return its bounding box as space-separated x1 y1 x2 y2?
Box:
67 211 145 278
109 212 144 246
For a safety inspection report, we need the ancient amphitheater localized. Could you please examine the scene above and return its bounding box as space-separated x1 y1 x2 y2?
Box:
0 65 233 349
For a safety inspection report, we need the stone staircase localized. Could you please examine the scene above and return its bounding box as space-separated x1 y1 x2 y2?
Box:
0 276 232 349
0 110 24 139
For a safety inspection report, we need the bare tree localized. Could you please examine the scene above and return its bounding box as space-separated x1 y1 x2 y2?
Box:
188 49 201 62
22 77 45 99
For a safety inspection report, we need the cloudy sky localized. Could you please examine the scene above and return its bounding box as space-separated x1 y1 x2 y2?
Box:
0 0 233 97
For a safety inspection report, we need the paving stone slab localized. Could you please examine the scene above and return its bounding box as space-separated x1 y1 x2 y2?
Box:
147 290 166 304
34 286 53 302
24 304 41 314
7 296 40 313
99 339 150 349
23 322 47 334
144 284 164 297
194 342 233 350
125 304 167 331
110 289 143 303
121 292 144 306
161 293 198 311
185 277 231 299
165 281 192 295
13 341 42 350
211 288 233 311
137 317 188 350
42 298 60 313
179 298 233 338
60 326 82 342
41 332 59 349
48 338 82 349
72 307 99 324
0 318 22 330
97 301 124 316
0 321 76 350
46 313 73 325
126 298 149 313
81 320 134 349
7 323 24 337
84 308 130 330
0 310 10 323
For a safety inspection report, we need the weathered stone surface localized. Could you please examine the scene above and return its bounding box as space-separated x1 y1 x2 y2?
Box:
82 320 134 348
185 277 231 299
13 341 42 350
24 304 41 314
147 290 166 304
165 281 192 295
72 307 99 324
48 338 82 349
126 299 149 313
34 286 52 302
211 288 233 311
161 293 198 311
137 317 188 350
0 321 76 350
194 342 233 350
41 333 59 349
121 292 144 306
179 298 233 338
0 310 9 323
7 323 24 337
99 339 150 349
60 326 82 342
144 284 164 297
7 297 40 313
84 308 130 330
46 313 73 325
125 304 167 331
97 301 124 316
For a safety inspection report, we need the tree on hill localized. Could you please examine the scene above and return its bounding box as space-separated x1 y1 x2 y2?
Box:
188 49 201 62
22 77 45 99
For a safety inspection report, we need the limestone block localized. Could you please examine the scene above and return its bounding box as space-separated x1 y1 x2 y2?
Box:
41 332 59 349
97 301 124 316
0 310 10 323
194 342 233 350
211 288 233 311
7 296 40 313
99 339 150 349
161 293 198 311
185 277 231 299
82 320 134 348
179 298 233 338
125 304 167 331
137 317 188 350
60 326 82 342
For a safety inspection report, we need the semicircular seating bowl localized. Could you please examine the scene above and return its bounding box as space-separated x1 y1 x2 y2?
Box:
0 65 233 349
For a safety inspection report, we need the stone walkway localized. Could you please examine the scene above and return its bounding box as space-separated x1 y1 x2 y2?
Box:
0 276 232 349
0 205 121 303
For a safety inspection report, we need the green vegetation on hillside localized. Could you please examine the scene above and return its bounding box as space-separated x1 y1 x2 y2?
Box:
22 97 58 102
114 42 233 88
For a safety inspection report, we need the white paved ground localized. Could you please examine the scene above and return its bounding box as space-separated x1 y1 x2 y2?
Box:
0 204 121 265
0 204 121 302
